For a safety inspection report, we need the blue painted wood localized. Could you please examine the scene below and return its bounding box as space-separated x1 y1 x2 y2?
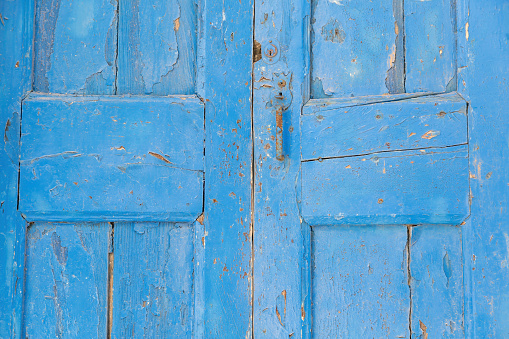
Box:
111 222 194 338
0 0 34 337
405 0 456 93
253 0 308 336
312 225 410 338
24 222 110 338
19 94 204 222
301 92 467 160
117 0 197 95
199 0 254 336
457 1 509 337
34 0 117 94
302 145 470 226
311 0 404 98
409 225 464 338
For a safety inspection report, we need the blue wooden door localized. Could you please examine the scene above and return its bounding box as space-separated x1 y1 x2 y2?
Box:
1 0 253 337
252 0 508 338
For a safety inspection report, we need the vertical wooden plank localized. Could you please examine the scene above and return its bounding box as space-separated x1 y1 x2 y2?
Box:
410 225 464 338
0 1 34 337
405 0 456 93
312 225 410 338
253 0 307 336
24 223 109 338
311 0 404 98
200 0 253 335
117 0 197 95
253 0 306 336
458 1 509 337
33 0 117 94
111 222 194 338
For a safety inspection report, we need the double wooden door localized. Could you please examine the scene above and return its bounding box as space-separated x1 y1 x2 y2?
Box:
2 0 506 338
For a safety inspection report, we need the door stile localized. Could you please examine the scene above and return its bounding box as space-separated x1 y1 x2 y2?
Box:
0 0 35 337
252 0 310 337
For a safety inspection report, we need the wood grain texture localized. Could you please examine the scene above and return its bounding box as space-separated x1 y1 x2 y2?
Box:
409 225 464 338
311 0 404 98
34 0 117 94
117 0 197 95
111 222 194 338
0 1 34 337
312 225 410 338
457 1 509 336
302 145 470 226
199 0 253 336
24 222 110 338
301 92 467 160
19 94 204 222
253 0 310 335
405 0 457 93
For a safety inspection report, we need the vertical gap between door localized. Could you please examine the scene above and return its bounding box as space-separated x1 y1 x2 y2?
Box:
407 225 412 339
249 0 256 336
107 222 115 339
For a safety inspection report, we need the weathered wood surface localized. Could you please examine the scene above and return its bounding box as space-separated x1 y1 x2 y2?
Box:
0 1 34 337
19 94 204 222
302 145 469 226
111 222 194 338
410 225 464 338
302 92 468 160
311 0 404 98
458 1 509 336
117 0 197 95
252 0 308 336
34 0 117 94
24 222 110 338
200 0 254 336
405 0 456 93
312 225 409 338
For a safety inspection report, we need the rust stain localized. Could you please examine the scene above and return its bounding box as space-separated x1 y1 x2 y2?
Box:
111 146 125 151
419 320 428 339
148 151 172 164
275 307 283 327
197 214 204 225
378 198 384 204
408 132 416 137
421 130 440 139
301 305 305 321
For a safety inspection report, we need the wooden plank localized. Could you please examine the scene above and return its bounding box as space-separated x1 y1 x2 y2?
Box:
405 0 456 93
24 222 109 338
19 94 204 222
301 92 467 160
117 0 197 95
302 145 469 226
312 225 409 338
34 0 117 94
111 222 194 337
410 225 464 338
0 0 34 337
457 1 509 336
200 0 253 335
311 0 404 98
252 0 310 335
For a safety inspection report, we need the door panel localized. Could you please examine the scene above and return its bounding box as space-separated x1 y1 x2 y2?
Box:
117 0 197 95
34 0 117 94
24 222 110 338
112 222 194 337
312 225 409 338
20 94 204 222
